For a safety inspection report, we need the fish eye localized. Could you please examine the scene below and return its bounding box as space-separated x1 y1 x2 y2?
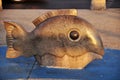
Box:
68 29 80 42
70 31 79 40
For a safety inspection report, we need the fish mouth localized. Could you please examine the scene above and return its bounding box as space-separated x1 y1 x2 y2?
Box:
35 52 102 69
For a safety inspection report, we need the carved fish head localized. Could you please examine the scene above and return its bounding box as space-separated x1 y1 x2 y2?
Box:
4 9 104 69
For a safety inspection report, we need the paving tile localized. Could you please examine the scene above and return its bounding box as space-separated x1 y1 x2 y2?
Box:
0 46 35 80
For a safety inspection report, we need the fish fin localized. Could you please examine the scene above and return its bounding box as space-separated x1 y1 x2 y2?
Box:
6 48 21 58
4 21 27 58
32 9 78 26
89 52 103 59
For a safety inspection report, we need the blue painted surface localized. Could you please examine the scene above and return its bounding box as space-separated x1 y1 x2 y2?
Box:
0 46 120 80
0 46 35 80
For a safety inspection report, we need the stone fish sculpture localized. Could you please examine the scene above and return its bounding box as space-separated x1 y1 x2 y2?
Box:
4 9 104 69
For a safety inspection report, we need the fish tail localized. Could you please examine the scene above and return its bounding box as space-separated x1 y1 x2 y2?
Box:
4 21 27 58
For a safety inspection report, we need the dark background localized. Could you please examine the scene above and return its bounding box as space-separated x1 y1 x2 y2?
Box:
2 0 120 9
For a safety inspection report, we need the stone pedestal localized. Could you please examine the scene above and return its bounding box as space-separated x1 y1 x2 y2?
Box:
91 0 106 10
0 0 2 10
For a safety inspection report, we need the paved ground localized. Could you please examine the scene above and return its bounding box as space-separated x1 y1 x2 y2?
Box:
0 9 120 49
0 46 120 80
